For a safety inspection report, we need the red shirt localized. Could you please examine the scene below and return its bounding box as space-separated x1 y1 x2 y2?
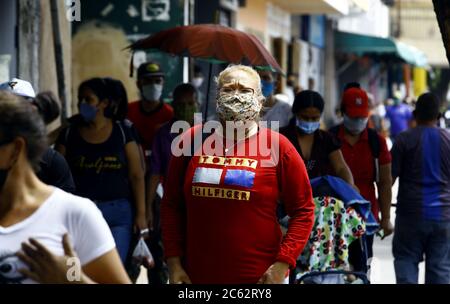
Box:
337 126 391 221
127 100 174 154
161 126 315 284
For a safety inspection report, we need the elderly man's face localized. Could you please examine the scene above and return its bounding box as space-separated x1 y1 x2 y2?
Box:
219 70 259 96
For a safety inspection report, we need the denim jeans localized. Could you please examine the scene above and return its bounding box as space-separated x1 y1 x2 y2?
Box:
96 199 133 264
393 215 450 284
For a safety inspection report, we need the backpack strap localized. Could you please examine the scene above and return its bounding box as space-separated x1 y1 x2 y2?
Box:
116 121 127 145
329 125 340 136
330 125 381 183
63 125 72 147
367 128 381 183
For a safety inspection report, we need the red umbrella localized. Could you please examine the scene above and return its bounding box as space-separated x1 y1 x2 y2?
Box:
126 24 282 121
128 24 282 72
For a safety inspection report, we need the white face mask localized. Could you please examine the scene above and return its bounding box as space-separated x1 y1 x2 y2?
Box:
141 84 163 101
343 114 369 135
192 77 204 89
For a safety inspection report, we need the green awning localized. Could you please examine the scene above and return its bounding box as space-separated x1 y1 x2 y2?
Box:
335 31 428 67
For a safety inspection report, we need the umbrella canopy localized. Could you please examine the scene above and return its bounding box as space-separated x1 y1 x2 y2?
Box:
127 24 282 73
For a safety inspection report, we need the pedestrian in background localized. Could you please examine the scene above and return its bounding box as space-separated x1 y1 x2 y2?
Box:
391 92 450 284
146 83 199 284
333 86 394 276
280 90 355 187
385 91 414 141
127 62 174 162
258 69 292 130
0 91 130 284
55 77 147 264
0 78 75 193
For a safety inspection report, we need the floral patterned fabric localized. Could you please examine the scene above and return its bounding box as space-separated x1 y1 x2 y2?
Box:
298 196 366 274
216 92 262 122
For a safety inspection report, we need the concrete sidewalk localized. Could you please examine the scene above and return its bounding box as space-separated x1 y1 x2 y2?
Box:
370 181 425 284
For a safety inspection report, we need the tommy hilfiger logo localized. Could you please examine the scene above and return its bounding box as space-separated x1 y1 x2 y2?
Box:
191 156 257 201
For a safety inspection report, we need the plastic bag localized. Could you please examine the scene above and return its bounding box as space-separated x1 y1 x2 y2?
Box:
132 237 155 269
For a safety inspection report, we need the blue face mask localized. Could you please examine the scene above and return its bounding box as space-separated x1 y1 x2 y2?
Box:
296 118 320 134
261 80 275 98
79 102 98 122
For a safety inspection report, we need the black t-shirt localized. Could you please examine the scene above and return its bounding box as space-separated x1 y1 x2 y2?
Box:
56 121 134 201
37 148 76 193
280 124 341 179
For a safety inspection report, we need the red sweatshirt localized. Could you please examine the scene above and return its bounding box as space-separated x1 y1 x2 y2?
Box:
161 126 315 284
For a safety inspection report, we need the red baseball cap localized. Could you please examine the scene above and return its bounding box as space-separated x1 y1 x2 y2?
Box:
342 87 369 118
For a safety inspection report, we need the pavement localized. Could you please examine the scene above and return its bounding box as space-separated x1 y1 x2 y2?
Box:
136 267 148 284
370 180 425 284
371 209 425 284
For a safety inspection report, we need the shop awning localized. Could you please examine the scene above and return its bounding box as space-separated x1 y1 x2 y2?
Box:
335 31 428 67
272 0 349 15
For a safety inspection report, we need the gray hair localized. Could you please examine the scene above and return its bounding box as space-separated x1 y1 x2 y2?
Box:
216 64 265 104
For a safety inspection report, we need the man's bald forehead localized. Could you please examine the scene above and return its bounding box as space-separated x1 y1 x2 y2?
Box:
220 69 259 89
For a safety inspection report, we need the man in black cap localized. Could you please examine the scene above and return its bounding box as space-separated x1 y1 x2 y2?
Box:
128 61 174 159
127 62 173 284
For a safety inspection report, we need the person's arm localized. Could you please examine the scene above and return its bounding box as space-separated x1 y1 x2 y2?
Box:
49 149 76 193
81 249 131 283
161 128 196 284
146 129 165 230
17 234 130 284
329 149 355 187
54 143 66 157
161 153 191 283
390 139 402 185
125 141 147 233
279 149 315 263
146 174 161 230
54 126 70 157
166 256 192 284
376 164 394 238
259 147 315 284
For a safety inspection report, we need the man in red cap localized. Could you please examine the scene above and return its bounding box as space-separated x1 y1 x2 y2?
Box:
331 85 393 277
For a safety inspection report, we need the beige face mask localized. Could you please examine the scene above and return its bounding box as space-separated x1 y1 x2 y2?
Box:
216 92 262 122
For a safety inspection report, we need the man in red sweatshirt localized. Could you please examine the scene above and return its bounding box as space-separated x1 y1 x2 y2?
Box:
161 65 315 284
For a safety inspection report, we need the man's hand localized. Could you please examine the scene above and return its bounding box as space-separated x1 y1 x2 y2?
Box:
379 217 394 239
257 261 289 284
167 257 192 284
169 265 192 284
17 234 82 284
134 214 149 238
